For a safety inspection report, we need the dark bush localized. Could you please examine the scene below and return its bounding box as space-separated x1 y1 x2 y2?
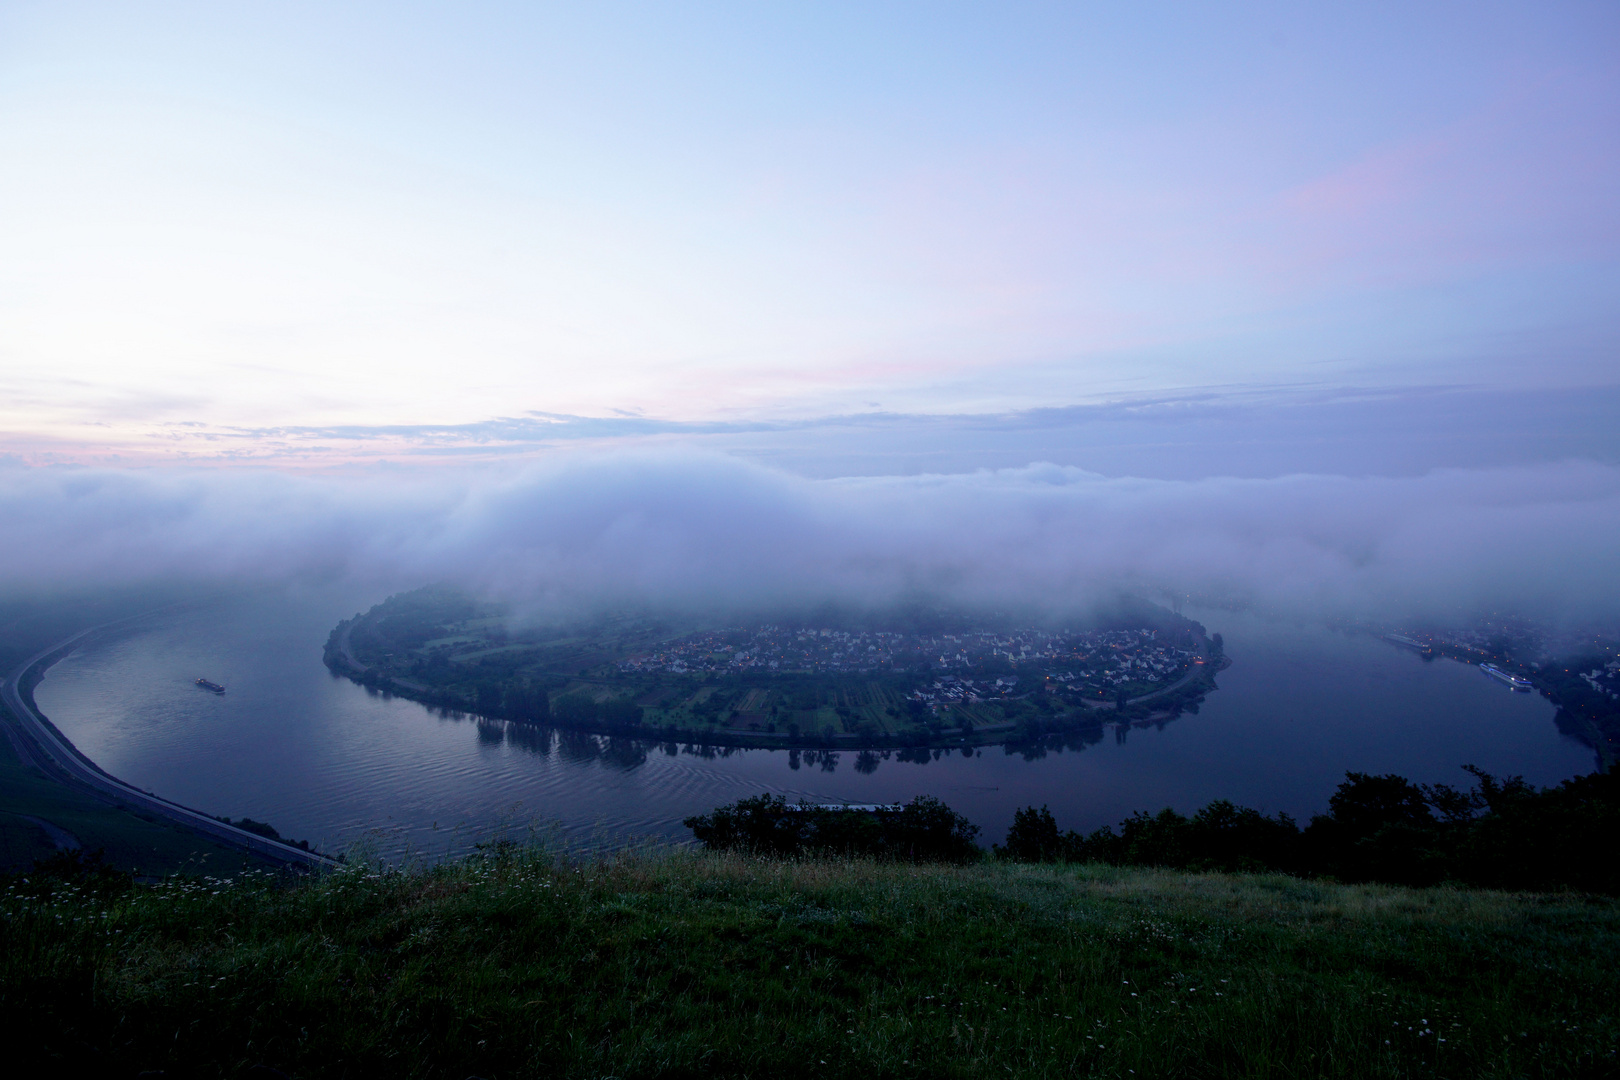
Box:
685 794 980 863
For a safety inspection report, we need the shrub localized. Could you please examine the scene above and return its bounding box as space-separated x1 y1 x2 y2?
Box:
685 794 980 862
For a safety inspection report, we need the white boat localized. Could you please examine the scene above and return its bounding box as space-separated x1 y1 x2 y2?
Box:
1479 664 1533 692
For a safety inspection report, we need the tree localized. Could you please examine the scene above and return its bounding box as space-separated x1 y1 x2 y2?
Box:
998 805 1061 862
1305 772 1442 884
474 682 502 718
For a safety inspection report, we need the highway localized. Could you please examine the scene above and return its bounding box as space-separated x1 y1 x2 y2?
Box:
1 619 334 870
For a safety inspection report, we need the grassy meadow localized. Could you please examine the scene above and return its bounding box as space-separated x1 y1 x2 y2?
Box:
3 847 1616 1078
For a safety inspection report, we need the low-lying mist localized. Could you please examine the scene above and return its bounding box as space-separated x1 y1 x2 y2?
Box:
2 453 1617 627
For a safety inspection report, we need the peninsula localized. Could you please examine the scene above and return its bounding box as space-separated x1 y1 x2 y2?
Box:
324 587 1227 749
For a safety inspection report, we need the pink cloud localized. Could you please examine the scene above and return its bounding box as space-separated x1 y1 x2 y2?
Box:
1275 67 1620 281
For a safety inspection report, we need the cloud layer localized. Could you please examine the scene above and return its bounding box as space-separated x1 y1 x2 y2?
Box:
2 454 1617 623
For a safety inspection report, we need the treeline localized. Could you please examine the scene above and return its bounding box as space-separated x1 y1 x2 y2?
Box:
343 674 559 725
999 766 1620 893
459 684 646 729
684 766 1619 891
550 692 643 728
685 795 980 863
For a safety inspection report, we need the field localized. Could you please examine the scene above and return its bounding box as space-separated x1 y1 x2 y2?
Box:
3 847 1616 1078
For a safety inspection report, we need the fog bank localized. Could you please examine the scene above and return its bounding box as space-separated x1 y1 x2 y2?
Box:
1 454 1616 623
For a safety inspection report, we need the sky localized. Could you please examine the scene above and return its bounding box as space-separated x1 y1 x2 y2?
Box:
3 1 1617 463
1 3 1618 621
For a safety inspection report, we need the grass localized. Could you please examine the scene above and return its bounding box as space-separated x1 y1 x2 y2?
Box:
3 848 1616 1078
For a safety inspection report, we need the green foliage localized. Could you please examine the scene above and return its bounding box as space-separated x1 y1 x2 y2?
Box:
2 847 1617 1077
1066 802 1302 875
996 804 1063 862
552 692 643 728
685 795 981 863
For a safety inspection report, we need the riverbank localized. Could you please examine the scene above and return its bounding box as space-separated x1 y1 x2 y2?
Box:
4 847 1616 1077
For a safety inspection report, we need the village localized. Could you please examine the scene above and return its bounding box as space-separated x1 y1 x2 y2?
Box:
620 625 1200 706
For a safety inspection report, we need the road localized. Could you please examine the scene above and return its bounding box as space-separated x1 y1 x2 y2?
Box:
1 620 334 870
333 618 365 673
1064 653 1222 716
1129 655 1217 704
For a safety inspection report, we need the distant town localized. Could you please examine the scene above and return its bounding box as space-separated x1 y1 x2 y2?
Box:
620 625 1199 706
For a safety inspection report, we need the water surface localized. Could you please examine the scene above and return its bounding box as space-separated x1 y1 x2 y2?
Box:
34 589 1594 859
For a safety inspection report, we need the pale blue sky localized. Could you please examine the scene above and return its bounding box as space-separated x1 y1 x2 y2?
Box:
2 2 1617 468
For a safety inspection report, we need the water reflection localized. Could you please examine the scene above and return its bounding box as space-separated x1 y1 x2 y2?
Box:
435 716 1207 778
602 738 649 771
439 720 771 775
505 723 551 756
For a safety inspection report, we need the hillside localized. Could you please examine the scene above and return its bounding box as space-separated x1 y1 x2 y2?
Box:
4 849 1615 1078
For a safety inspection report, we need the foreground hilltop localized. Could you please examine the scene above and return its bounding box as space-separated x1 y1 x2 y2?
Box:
3 849 1615 1077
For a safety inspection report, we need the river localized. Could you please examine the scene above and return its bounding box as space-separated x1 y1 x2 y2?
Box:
32 588 1596 860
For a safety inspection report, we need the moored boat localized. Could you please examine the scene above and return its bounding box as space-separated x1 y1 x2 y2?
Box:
1384 633 1431 654
1479 663 1533 692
